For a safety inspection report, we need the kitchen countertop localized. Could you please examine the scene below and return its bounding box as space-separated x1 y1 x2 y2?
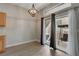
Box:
0 34 5 36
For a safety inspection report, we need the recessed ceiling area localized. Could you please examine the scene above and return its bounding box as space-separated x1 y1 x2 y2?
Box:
11 3 57 11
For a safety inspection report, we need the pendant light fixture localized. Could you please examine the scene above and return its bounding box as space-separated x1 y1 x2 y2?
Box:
28 4 38 17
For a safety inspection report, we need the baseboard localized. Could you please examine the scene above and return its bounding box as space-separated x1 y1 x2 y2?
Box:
35 39 40 43
6 40 37 48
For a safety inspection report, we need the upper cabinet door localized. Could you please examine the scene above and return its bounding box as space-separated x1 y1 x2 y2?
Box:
0 12 6 27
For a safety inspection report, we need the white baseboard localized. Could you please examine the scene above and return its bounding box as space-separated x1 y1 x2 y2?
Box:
35 39 40 43
6 40 37 48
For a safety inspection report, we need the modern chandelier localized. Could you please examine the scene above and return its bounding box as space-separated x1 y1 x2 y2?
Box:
28 4 38 17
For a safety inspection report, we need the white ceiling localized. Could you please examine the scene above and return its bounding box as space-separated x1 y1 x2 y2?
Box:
11 3 56 10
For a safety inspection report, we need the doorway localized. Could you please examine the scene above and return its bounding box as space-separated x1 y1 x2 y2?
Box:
43 16 51 46
41 14 69 54
41 14 56 50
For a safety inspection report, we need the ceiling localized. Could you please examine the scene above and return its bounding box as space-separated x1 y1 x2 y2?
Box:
11 3 57 11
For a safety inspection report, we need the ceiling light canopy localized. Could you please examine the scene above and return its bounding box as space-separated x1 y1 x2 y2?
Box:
28 4 38 17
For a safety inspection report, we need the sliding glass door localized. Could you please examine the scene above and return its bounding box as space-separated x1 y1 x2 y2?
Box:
43 16 51 46
41 14 56 50
55 16 69 53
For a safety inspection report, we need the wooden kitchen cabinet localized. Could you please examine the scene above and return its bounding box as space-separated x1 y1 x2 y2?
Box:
0 36 5 53
0 12 6 27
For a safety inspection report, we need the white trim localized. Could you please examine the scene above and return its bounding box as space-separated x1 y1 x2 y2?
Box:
46 3 63 12
35 39 40 43
43 3 71 17
6 40 37 48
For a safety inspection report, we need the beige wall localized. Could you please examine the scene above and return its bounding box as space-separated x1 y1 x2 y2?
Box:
0 3 37 47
